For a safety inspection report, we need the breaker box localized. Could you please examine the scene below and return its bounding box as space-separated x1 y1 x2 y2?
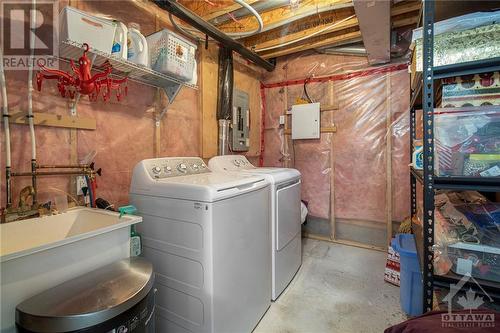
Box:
231 89 250 151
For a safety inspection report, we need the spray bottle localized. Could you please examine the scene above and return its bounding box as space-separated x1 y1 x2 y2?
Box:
119 205 142 257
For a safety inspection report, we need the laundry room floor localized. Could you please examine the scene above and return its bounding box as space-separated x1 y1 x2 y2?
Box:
254 238 406 333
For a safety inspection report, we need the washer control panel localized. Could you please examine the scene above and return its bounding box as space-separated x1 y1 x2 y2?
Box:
145 157 209 179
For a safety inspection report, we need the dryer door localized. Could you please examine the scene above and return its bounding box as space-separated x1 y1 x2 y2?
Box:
276 181 301 251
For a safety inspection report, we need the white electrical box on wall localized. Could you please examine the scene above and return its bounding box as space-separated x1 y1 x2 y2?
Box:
291 103 320 139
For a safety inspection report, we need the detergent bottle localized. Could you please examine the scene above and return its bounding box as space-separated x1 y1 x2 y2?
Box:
127 23 149 67
111 20 128 60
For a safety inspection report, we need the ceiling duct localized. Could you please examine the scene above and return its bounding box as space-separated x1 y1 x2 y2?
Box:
317 43 367 56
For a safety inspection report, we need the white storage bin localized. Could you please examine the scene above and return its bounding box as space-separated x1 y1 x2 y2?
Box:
59 6 116 55
147 29 197 81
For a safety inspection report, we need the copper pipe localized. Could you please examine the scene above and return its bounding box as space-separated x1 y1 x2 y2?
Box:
36 164 89 169
11 170 95 177
6 167 12 208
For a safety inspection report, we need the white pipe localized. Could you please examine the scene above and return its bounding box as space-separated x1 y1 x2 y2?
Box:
225 0 263 39
27 0 36 160
169 12 203 41
255 15 356 52
0 46 11 168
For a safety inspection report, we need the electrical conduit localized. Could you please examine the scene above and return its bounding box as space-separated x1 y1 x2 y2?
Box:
28 0 38 204
225 0 263 39
169 0 263 40
0 46 12 207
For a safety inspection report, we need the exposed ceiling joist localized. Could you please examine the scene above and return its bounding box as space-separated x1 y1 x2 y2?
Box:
202 0 258 21
260 30 362 59
391 1 422 16
393 16 419 28
250 14 359 52
217 0 353 33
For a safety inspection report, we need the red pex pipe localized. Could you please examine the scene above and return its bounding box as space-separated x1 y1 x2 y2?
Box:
261 63 408 89
259 82 267 167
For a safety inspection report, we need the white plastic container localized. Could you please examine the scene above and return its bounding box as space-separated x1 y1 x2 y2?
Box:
147 29 197 81
0 207 142 333
127 23 149 67
111 21 128 60
59 6 116 54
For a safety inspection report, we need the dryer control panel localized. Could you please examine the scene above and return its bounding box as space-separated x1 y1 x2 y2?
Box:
208 155 256 172
144 157 209 179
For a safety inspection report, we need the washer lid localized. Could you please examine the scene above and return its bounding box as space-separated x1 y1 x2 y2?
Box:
16 257 154 332
130 158 269 202
131 171 268 202
240 168 301 185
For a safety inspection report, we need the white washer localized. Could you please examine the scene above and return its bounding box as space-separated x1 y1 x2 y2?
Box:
129 157 271 333
208 155 302 301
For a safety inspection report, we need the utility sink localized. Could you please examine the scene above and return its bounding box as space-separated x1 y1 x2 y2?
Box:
0 207 141 333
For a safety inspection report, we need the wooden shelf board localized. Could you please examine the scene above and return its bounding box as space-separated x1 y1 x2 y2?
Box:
284 126 337 135
10 112 96 130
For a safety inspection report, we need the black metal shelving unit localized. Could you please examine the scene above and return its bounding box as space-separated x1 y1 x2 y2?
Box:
410 0 500 313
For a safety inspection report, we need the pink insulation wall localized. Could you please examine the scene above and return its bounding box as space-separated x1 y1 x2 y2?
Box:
0 2 200 208
261 52 410 227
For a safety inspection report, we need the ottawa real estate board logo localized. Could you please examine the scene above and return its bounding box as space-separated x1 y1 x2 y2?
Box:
441 273 495 328
1 0 58 70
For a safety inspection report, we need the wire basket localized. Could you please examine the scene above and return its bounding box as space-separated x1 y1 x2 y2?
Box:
147 29 197 82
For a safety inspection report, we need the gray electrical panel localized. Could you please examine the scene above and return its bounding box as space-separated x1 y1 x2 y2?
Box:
231 89 250 151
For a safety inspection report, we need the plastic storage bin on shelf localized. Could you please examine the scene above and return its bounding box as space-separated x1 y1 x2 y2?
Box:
392 234 423 316
146 29 197 82
412 11 500 72
434 106 500 177
60 6 116 55
434 192 500 284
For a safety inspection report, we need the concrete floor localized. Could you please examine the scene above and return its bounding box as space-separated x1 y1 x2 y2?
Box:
255 238 407 333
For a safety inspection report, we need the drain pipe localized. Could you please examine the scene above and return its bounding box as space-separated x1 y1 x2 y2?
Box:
27 0 38 204
218 119 230 155
216 47 233 155
0 46 12 208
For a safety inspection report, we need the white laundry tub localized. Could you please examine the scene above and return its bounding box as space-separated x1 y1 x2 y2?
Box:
0 207 141 333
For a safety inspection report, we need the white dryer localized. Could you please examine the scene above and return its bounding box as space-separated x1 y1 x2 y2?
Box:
129 157 271 333
208 155 302 300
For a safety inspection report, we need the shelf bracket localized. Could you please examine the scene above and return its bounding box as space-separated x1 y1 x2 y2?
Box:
163 82 182 102
157 83 182 121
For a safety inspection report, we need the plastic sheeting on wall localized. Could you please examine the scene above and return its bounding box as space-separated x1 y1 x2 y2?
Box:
260 52 411 242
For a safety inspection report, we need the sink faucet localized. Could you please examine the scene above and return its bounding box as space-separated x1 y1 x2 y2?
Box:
18 186 36 212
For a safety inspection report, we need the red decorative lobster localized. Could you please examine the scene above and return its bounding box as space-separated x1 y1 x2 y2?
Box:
36 43 128 102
